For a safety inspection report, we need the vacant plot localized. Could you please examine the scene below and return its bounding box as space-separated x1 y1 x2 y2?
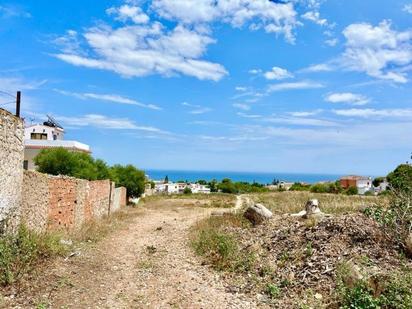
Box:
142 193 236 209
249 191 388 215
190 191 410 308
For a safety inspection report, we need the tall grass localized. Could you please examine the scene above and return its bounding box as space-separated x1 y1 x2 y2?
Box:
0 226 67 286
191 213 254 272
250 191 387 215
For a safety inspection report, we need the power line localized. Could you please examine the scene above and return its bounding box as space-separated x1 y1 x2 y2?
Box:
0 101 15 107
0 90 15 98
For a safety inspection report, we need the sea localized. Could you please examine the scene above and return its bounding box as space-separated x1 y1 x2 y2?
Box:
145 170 342 185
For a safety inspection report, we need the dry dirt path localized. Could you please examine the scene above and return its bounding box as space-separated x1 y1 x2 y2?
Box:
3 197 257 309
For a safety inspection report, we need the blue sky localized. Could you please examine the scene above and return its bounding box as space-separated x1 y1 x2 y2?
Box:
1 0 412 176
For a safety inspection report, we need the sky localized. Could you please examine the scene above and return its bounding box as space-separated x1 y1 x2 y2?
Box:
0 0 412 176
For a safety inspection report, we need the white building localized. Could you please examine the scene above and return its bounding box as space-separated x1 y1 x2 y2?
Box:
24 116 90 170
154 182 211 195
340 176 373 195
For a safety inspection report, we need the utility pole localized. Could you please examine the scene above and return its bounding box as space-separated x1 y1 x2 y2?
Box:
15 91 21 118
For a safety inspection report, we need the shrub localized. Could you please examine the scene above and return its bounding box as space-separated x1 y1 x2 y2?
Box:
191 215 254 272
266 283 281 299
110 164 146 198
387 164 412 193
0 226 67 286
290 182 310 191
34 148 110 181
346 186 358 195
183 187 192 195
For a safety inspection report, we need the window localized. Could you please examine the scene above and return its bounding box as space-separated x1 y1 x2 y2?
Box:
30 133 47 140
23 160 28 170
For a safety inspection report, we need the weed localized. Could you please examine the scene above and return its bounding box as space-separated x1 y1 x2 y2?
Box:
266 283 281 299
305 242 313 257
336 261 412 309
0 225 67 286
191 215 254 272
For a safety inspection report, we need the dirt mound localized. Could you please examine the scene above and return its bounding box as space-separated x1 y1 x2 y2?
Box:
223 213 411 307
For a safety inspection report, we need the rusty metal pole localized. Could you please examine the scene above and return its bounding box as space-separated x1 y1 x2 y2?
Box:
16 91 21 117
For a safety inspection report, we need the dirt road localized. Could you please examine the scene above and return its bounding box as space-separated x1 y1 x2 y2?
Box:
3 198 256 309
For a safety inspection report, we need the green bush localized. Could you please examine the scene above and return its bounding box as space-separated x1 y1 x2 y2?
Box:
34 148 146 198
346 186 358 195
387 164 412 193
0 226 67 286
110 164 146 198
337 262 412 309
290 182 311 191
34 148 110 181
183 187 192 195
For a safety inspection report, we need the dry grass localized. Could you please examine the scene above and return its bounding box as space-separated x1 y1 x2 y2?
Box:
72 207 143 243
142 193 236 209
249 191 388 215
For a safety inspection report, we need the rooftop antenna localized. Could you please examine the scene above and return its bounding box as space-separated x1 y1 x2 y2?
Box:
45 114 64 129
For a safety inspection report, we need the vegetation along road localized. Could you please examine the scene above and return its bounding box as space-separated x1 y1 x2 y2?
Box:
2 195 257 309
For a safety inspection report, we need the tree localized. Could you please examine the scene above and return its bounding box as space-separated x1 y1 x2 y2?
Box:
34 148 101 180
197 179 207 185
164 175 169 184
34 148 76 177
183 187 192 195
387 164 412 193
110 164 146 198
218 179 238 194
208 179 218 192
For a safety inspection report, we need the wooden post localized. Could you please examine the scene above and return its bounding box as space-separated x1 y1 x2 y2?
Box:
15 91 21 117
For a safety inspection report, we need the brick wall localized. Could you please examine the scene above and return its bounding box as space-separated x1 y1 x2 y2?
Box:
21 171 127 233
0 108 24 232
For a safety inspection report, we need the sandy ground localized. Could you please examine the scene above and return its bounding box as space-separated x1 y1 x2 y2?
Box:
2 197 257 309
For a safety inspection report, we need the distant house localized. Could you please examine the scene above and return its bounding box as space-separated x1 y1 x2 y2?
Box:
23 116 90 171
153 181 210 195
374 178 389 194
340 175 372 195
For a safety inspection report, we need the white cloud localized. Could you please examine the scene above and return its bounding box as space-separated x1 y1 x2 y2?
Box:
325 92 370 106
232 103 250 111
0 77 47 92
106 4 149 24
301 11 327 26
58 114 168 132
55 13 227 81
300 63 334 73
249 68 262 74
325 38 338 47
264 66 293 80
288 109 323 117
403 4 412 14
151 0 299 43
342 20 412 83
237 112 262 119
235 86 247 92
0 5 31 18
55 89 161 110
182 102 212 114
333 108 412 118
262 116 338 127
268 81 324 92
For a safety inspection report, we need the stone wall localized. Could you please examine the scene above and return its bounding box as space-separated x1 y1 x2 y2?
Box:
21 171 127 233
0 108 24 232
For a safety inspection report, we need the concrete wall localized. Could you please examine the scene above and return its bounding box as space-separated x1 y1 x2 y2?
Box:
112 187 127 212
0 108 24 232
21 171 127 233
